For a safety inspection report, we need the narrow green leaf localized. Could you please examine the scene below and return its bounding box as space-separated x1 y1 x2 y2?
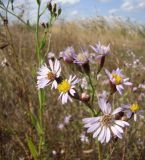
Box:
40 37 46 50
36 0 41 5
26 136 38 160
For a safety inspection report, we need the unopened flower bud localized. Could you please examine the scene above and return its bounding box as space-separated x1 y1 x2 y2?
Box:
47 2 52 12
53 3 57 13
80 92 90 102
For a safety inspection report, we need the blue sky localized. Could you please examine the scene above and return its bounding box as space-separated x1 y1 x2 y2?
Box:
2 0 145 24
58 0 145 24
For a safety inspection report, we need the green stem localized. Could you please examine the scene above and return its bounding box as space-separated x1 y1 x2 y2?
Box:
35 2 45 158
87 74 95 105
97 141 102 160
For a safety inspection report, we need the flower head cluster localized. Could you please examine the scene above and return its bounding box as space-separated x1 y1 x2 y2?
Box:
83 98 129 143
105 68 132 94
37 54 79 104
36 43 144 146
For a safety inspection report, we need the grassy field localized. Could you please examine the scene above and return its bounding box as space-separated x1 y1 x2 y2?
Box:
0 18 145 160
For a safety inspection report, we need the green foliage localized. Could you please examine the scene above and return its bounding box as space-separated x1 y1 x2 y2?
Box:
26 136 38 160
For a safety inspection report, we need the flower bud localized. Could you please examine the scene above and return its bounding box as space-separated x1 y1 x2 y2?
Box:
47 2 52 12
80 92 90 102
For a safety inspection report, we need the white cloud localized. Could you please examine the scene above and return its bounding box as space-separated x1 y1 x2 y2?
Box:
109 9 119 14
70 10 78 16
138 2 145 9
121 0 145 12
55 0 80 5
121 2 134 11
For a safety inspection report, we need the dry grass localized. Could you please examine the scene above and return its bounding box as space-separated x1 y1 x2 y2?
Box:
0 18 145 160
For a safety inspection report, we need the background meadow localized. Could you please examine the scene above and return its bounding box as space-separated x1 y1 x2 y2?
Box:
1 1 145 159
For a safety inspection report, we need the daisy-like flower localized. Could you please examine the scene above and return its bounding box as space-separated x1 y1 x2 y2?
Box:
105 68 132 94
90 42 110 59
37 59 61 89
83 98 129 143
59 46 76 63
123 103 144 121
74 48 90 65
57 75 79 104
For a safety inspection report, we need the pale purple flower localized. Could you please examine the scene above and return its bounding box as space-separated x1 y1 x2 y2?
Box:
58 123 64 130
57 75 79 104
37 59 61 89
105 68 132 94
64 115 72 124
122 103 144 121
59 46 76 63
80 132 89 143
73 48 90 65
81 77 88 90
47 52 55 59
83 98 129 143
90 42 110 60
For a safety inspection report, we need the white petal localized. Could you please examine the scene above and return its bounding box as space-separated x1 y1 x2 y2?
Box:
121 121 130 126
106 127 111 143
98 126 106 143
111 126 122 139
116 85 123 95
93 126 102 138
83 117 101 124
49 59 54 71
37 79 49 89
87 122 101 133
115 120 129 127
69 89 75 96
52 80 57 89
115 120 125 127
98 98 107 113
134 114 137 121
54 59 59 72
112 107 123 115
58 92 63 100
124 82 132 86
114 125 123 133
123 78 129 82
105 69 111 78
106 102 112 114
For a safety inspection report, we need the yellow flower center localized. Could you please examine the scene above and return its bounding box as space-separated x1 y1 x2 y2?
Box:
112 73 122 85
130 103 140 112
47 71 55 80
57 80 71 93
77 53 86 62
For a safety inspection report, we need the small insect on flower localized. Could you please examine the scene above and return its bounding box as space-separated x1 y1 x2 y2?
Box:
37 58 61 89
90 42 110 59
57 75 79 104
105 68 132 94
83 98 129 143
123 103 144 121
59 46 76 63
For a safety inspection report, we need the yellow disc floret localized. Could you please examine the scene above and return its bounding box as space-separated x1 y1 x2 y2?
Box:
58 80 71 93
77 53 86 62
130 103 140 112
112 73 122 85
